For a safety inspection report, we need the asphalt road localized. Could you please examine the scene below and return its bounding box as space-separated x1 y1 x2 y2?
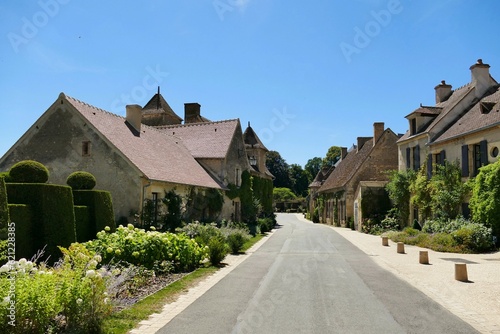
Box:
157 213 479 334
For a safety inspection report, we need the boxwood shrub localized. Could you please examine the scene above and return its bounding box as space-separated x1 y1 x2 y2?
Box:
9 160 49 183
66 171 96 190
73 190 115 240
74 205 92 243
6 183 76 262
0 176 9 239
7 204 34 260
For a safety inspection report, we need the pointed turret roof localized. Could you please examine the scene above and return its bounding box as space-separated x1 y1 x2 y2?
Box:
142 90 183 123
243 122 268 151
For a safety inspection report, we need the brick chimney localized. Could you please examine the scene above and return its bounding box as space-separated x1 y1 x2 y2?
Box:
373 122 384 146
434 80 452 103
126 104 142 134
341 147 348 160
357 137 371 152
184 103 201 124
470 59 491 99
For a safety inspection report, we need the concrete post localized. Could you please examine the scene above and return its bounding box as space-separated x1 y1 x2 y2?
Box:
455 263 468 282
397 242 405 254
382 236 389 246
419 251 429 264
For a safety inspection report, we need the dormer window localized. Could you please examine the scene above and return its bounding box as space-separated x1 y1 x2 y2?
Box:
410 118 417 135
480 102 495 114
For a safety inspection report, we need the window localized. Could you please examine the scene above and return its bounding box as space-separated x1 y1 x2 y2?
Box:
491 146 499 158
410 118 417 135
463 141 488 177
82 141 91 156
412 145 420 171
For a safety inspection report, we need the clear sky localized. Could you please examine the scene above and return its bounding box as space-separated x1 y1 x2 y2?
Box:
1 0 499 168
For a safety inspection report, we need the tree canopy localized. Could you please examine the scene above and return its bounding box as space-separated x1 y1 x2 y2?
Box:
323 146 342 167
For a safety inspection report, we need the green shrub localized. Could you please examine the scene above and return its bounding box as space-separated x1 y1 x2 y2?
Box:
85 225 207 272
9 160 49 183
452 224 494 253
74 205 92 243
257 217 274 233
207 236 228 265
0 176 9 240
66 171 96 190
0 172 12 183
221 227 251 254
6 184 76 263
73 190 115 241
177 222 222 246
8 204 34 261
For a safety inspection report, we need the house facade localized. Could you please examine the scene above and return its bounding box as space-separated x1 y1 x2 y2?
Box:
397 59 500 222
0 91 270 224
318 123 399 229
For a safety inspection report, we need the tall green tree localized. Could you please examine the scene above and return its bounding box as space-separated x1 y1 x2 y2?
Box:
289 164 310 197
323 146 342 167
385 169 416 226
304 157 322 182
469 160 500 238
266 150 291 188
429 161 469 220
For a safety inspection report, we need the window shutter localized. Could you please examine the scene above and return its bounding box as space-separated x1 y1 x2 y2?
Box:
406 147 411 169
440 150 446 165
480 140 488 167
427 154 432 179
415 145 420 170
461 145 469 177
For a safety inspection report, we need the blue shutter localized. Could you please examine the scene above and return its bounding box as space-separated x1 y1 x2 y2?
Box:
440 150 446 165
406 147 411 169
427 154 433 179
480 140 488 167
415 145 420 170
461 145 469 177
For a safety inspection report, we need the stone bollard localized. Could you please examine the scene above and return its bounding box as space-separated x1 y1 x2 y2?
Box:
455 263 468 282
419 251 429 264
382 236 389 246
397 242 405 254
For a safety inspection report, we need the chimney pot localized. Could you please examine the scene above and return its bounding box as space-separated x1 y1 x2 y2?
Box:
434 80 452 103
470 58 491 98
126 104 142 134
341 147 348 160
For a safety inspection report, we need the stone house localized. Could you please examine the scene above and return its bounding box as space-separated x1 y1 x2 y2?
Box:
397 59 500 222
308 165 334 218
0 91 269 224
318 123 399 229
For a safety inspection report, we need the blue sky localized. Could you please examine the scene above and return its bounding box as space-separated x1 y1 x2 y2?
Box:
1 0 499 168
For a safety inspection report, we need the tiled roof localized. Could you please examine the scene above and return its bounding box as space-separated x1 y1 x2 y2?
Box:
243 124 268 151
142 93 183 121
433 85 500 143
309 166 334 188
319 140 373 192
405 106 443 118
62 93 221 189
155 120 240 159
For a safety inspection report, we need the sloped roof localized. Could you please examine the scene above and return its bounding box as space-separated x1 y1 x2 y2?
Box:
319 140 373 192
62 93 221 189
309 166 334 188
142 92 183 121
433 85 500 143
155 120 240 159
398 83 474 143
405 106 443 118
243 124 268 151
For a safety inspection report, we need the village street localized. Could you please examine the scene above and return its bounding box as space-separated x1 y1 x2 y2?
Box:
155 214 477 334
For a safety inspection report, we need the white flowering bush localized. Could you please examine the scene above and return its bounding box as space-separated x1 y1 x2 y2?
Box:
85 224 208 272
0 244 111 333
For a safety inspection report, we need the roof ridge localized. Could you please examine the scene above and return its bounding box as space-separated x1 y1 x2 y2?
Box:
155 118 239 129
65 94 125 120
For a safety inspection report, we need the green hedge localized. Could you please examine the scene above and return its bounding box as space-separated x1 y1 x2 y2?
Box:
0 177 9 239
6 183 76 263
73 190 115 240
74 205 92 243
9 160 49 183
8 204 34 260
